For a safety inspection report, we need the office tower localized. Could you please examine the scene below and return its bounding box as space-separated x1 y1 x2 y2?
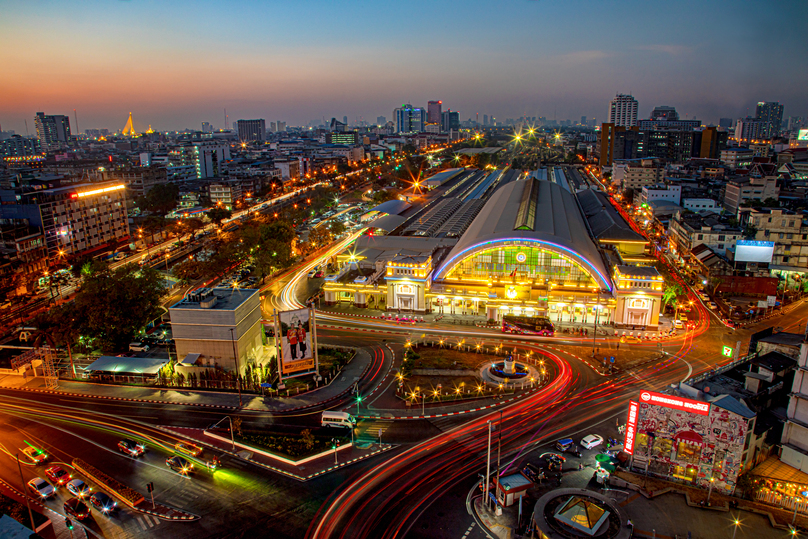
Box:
270 122 277 132
236 119 266 142
276 121 286 132
376 116 386 126
329 118 347 132
343 116 348 126
427 101 442 124
755 101 784 138
581 116 587 126
483 114 488 126
201 122 213 133
441 110 460 133
608 94 639 127
34 112 71 152
394 104 425 133
719 118 733 129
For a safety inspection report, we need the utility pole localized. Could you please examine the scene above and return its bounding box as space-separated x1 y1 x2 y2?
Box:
496 410 503 487
485 420 492 510
16 454 36 532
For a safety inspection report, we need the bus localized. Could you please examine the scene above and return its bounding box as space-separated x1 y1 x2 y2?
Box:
502 315 555 336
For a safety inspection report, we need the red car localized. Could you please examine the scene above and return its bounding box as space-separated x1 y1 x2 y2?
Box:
45 465 71 486
64 497 91 521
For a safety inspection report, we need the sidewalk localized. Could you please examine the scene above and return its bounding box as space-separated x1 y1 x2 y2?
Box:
0 347 375 413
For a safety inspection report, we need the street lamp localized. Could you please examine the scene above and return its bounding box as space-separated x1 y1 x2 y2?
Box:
731 515 740 539
707 476 715 505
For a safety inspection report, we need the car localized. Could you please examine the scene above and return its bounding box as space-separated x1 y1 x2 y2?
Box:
166 456 194 475
174 441 203 457
619 335 641 344
118 439 145 457
66 478 91 498
314 270 324 278
580 434 604 450
128 342 150 352
27 478 55 499
89 491 117 515
673 319 684 329
307 270 316 278
723 319 737 329
20 446 48 464
554 438 577 453
708 301 717 310
64 497 91 521
45 465 71 486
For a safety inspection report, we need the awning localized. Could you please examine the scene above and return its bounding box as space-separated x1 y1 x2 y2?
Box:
83 356 168 375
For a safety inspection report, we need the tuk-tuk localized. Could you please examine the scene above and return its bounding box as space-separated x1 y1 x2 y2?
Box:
555 438 575 453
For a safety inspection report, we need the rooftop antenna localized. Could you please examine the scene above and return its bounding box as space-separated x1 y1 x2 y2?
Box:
224 108 227 130
73 109 79 134
24 119 29 136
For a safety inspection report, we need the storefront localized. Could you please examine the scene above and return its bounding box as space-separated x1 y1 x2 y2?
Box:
626 390 754 495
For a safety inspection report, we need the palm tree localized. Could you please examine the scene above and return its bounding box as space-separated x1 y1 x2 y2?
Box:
661 283 683 311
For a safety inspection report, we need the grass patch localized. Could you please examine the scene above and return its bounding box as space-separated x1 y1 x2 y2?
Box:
409 346 490 370
235 430 349 460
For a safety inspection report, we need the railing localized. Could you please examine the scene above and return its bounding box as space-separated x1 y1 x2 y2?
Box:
683 353 755 385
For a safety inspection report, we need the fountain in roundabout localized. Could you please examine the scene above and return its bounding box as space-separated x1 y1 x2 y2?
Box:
481 352 541 387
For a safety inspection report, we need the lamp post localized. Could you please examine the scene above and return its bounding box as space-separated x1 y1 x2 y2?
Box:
16 454 36 532
731 514 740 539
229 328 243 407
707 476 715 505
591 288 601 357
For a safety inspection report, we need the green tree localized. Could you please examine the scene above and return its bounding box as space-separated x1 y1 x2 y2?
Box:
208 207 232 225
69 263 165 353
172 259 204 285
139 183 179 215
708 276 724 295
661 283 683 311
308 226 333 249
371 190 397 204
329 220 345 236
401 144 416 155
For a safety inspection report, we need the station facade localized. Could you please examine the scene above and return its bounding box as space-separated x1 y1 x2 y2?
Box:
323 169 663 329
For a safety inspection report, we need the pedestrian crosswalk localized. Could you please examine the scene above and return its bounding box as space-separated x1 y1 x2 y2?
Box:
430 415 461 432
355 419 393 442
118 513 162 537
165 480 210 507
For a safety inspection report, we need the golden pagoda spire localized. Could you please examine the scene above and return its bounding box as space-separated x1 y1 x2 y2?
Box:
122 112 136 136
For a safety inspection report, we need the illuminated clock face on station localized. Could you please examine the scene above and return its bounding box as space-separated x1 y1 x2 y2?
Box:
515 252 527 263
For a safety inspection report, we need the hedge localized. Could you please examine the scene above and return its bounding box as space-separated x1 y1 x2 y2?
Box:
72 458 145 507
235 431 338 459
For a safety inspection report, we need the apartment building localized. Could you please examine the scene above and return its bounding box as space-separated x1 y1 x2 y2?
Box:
747 208 808 269
669 211 743 258
723 176 779 215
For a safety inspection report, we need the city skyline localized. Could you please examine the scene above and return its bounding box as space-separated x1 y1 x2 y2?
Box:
2 0 807 133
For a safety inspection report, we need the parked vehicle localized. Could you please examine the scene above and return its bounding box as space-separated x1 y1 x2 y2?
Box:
128 342 150 352
580 434 604 450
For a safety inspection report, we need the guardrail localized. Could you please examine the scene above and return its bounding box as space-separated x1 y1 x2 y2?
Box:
683 353 755 385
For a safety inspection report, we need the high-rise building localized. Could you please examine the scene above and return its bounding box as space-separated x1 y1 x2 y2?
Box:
394 104 425 133
276 121 286 133
34 112 71 152
483 114 489 126
735 117 766 142
598 123 727 166
343 116 348 126
201 122 213 133
755 101 784 138
427 101 442 124
441 110 460 133
236 119 266 142
719 118 733 129
608 94 639 127
581 116 587 126
269 122 277 133
377 116 386 126
0 135 42 158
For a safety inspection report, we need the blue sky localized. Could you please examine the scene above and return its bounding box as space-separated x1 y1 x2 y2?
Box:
1 0 806 132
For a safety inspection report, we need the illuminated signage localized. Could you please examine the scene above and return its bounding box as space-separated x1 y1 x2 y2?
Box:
624 400 639 455
75 184 125 198
515 252 527 263
734 240 775 263
721 346 733 358
639 390 710 416
799 129 808 141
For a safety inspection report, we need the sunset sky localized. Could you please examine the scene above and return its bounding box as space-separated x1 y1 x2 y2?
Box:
2 0 806 133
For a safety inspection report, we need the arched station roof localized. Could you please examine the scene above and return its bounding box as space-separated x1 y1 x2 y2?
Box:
433 178 613 291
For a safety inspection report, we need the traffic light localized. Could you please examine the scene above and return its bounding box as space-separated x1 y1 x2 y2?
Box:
147 482 154 493
65 517 73 530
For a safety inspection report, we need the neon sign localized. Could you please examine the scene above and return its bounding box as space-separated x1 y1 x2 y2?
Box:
639 390 710 416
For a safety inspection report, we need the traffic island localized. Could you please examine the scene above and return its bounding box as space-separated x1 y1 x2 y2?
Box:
71 458 199 522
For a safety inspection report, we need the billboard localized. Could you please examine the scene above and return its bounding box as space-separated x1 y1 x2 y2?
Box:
734 240 774 263
798 129 808 141
624 400 639 455
639 390 710 416
276 308 315 376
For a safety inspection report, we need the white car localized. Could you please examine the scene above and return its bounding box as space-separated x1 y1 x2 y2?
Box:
128 342 150 352
67 478 91 498
27 477 55 499
580 434 604 450
708 301 717 310
673 319 684 329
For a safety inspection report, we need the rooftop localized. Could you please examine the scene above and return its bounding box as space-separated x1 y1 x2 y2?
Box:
84 355 169 375
577 190 648 244
170 287 259 311
758 332 805 348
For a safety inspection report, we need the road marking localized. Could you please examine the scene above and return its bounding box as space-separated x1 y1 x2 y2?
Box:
136 516 148 531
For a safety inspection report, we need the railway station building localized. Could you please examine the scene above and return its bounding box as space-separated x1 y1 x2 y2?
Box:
323 167 663 329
